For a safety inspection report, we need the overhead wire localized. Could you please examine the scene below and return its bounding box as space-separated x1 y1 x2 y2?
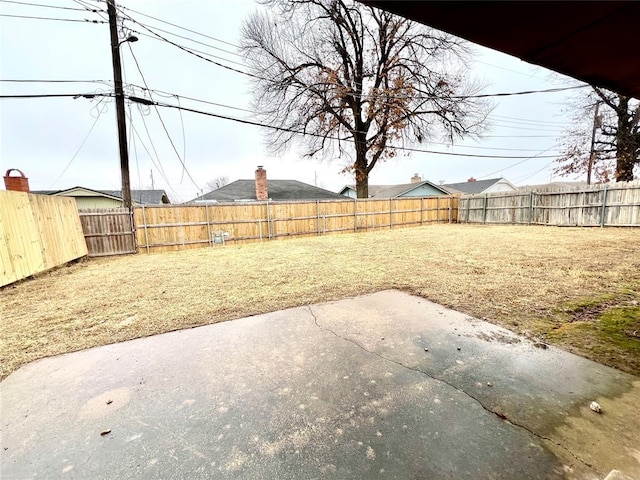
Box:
130 95 561 159
126 43 200 190
477 144 560 179
128 30 248 68
118 16 258 79
124 21 243 58
126 103 143 194
115 6 588 102
489 114 568 126
511 160 557 183
117 2 240 48
0 92 112 99
0 0 89 12
0 79 112 85
128 112 181 200
49 99 107 188
0 13 106 22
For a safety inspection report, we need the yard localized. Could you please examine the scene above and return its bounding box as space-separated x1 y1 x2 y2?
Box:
1 224 639 380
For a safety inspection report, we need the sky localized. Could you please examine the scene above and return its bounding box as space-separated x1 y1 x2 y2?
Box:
0 0 584 203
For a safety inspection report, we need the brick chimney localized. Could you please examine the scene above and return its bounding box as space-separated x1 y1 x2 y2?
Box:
255 166 268 201
467 177 476 182
411 173 422 183
4 169 30 192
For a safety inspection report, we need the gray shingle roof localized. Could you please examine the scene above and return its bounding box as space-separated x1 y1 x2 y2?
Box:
103 190 170 205
342 181 449 198
190 179 346 203
30 187 170 205
442 178 502 195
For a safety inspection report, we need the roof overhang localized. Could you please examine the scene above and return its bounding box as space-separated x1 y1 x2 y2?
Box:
362 1 640 99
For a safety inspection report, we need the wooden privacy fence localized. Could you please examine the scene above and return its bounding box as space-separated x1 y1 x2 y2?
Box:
458 180 640 227
134 196 458 253
0 190 87 286
78 208 136 257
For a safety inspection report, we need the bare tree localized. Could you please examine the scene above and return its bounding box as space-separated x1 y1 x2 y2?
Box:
205 175 230 191
555 87 640 183
241 0 490 197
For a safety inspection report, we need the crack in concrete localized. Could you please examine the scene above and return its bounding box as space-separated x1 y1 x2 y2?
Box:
307 305 603 478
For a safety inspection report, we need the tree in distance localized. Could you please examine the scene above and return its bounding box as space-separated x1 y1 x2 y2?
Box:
241 0 491 198
205 175 230 191
555 87 639 183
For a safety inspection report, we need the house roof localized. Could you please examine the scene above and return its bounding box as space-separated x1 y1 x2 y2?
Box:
519 181 590 191
190 179 345 203
341 180 450 198
442 178 504 195
362 1 640 99
105 190 169 205
31 187 170 205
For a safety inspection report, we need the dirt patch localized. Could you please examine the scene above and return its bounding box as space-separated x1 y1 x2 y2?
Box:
1 224 639 380
475 331 522 344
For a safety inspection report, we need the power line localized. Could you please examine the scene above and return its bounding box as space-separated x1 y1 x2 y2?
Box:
0 79 111 84
72 0 107 21
128 109 179 199
0 92 112 99
119 18 257 79
134 95 561 159
111 8 588 103
126 44 200 190
117 3 240 49
123 19 243 58
512 160 557 183
0 13 106 22
0 0 91 12
490 114 568 126
49 104 105 188
489 123 565 133
129 30 248 68
477 145 560 179
117 9 586 102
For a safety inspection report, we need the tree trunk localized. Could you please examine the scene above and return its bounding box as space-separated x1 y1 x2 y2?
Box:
615 98 634 182
354 138 369 198
356 178 369 198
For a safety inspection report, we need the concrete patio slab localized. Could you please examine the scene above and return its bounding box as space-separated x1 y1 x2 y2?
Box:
1 290 639 479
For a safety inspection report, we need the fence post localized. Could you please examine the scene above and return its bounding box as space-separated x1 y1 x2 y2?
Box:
354 198 357 232
528 191 534 225
600 185 609 227
449 197 453 223
316 200 320 235
205 204 212 246
482 194 488 224
141 204 150 254
466 196 471 223
389 198 393 229
421 197 424 225
436 196 440 224
266 201 272 240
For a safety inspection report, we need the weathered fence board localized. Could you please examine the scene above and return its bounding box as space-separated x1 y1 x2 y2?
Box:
78 209 136 257
459 181 640 227
134 196 457 253
0 191 87 286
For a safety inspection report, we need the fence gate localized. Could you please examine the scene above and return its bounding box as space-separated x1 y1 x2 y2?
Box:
78 208 136 257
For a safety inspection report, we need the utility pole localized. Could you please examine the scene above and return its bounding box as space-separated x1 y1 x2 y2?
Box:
107 0 132 210
587 101 602 185
150 169 155 190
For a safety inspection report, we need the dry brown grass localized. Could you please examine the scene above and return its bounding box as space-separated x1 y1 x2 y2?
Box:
2 224 639 380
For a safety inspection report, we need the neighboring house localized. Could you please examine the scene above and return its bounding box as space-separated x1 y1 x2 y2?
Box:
339 174 451 199
189 166 345 203
442 177 517 195
519 181 589 191
32 186 170 209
